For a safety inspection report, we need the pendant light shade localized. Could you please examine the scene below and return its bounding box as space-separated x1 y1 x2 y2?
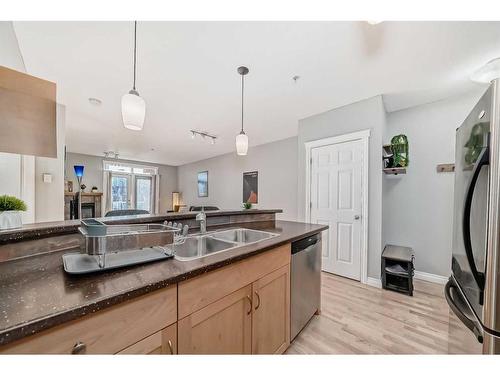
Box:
236 131 249 155
122 21 146 131
236 66 249 156
122 90 145 130
471 57 500 83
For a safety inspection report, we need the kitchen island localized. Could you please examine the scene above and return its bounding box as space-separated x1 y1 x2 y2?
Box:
0 211 327 354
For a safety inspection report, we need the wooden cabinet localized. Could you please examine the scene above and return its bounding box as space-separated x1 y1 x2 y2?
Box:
178 244 290 318
0 286 177 354
118 323 177 354
252 265 290 354
178 285 252 354
0 65 57 157
177 246 291 354
1 243 292 355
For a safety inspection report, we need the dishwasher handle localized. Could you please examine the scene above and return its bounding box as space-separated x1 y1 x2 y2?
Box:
292 234 320 255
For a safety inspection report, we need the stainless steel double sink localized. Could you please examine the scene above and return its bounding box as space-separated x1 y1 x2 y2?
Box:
170 228 278 261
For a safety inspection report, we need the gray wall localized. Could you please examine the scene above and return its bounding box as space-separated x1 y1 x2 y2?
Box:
35 104 66 222
65 153 178 213
298 96 386 279
177 137 298 221
383 89 486 277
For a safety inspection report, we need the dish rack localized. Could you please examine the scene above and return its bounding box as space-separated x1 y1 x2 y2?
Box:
62 219 188 274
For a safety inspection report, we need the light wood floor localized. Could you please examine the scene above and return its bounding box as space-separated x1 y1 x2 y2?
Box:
286 272 481 354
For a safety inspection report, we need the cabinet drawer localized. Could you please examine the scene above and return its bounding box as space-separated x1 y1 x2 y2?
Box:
118 323 177 355
178 244 290 318
0 286 177 354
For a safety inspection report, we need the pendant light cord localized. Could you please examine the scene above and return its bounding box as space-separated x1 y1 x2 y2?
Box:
133 21 137 91
241 73 244 133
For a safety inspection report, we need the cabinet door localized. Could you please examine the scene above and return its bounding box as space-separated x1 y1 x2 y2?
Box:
252 264 290 354
178 285 252 354
118 323 177 354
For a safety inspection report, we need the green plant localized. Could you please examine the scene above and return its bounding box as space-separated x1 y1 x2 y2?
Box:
242 202 252 210
0 195 27 212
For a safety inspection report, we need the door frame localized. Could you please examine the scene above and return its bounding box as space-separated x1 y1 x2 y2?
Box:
304 129 370 285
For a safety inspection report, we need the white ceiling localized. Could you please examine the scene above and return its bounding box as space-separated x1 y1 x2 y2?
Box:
13 21 500 166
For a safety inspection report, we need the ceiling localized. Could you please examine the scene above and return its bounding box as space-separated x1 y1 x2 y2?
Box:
13 21 500 166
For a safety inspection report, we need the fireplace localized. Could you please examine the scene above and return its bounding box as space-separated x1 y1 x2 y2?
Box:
81 203 95 219
65 192 102 220
70 200 95 219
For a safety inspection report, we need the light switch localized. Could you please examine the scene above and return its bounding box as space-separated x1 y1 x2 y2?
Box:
42 173 52 183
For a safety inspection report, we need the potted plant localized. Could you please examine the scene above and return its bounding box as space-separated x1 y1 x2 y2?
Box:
0 195 27 230
242 202 253 210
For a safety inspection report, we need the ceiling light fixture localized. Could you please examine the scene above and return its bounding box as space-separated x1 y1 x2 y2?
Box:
103 151 119 159
236 66 249 156
190 130 217 144
121 21 146 131
471 57 500 83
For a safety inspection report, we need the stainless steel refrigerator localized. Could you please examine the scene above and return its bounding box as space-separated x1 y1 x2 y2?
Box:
446 79 500 354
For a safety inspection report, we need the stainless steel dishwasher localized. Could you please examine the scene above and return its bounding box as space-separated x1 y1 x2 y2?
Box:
291 233 321 341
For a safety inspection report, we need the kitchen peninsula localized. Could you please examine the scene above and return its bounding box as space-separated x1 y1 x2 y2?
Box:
0 209 327 354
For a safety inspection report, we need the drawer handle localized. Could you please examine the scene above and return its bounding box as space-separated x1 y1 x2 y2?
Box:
167 339 174 355
71 341 86 354
245 295 252 315
254 291 261 310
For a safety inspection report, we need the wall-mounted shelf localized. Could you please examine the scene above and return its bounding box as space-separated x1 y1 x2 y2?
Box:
383 167 407 175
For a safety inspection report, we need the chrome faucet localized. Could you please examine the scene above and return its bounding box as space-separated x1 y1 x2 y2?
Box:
196 209 207 234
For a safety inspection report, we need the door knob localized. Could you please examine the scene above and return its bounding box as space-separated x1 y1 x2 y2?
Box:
354 215 360 220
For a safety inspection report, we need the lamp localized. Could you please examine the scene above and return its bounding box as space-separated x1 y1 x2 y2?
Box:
236 66 249 156
73 165 84 220
172 192 181 212
122 21 146 131
471 57 500 83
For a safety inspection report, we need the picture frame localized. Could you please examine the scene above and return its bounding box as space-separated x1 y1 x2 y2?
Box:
197 171 208 197
243 171 258 204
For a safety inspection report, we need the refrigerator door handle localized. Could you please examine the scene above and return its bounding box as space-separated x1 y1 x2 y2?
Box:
462 139 489 292
445 279 484 343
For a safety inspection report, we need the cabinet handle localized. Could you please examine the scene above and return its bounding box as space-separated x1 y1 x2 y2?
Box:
71 341 86 354
254 291 261 310
245 295 252 315
167 339 174 355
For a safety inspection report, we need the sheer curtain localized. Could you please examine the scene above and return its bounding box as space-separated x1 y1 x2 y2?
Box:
102 170 111 215
153 174 160 214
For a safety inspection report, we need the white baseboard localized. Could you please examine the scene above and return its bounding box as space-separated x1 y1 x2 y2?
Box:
414 271 448 285
366 277 382 289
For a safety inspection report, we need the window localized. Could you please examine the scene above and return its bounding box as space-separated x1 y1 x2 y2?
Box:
104 161 158 175
104 161 158 214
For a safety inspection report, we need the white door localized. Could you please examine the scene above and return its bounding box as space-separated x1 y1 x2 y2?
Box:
310 139 363 280
135 176 153 212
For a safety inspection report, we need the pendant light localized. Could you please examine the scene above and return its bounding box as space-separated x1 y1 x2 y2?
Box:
236 66 249 156
122 21 146 131
471 57 500 83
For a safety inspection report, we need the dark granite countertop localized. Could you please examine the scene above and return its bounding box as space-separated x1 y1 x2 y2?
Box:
0 209 282 244
0 220 326 346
